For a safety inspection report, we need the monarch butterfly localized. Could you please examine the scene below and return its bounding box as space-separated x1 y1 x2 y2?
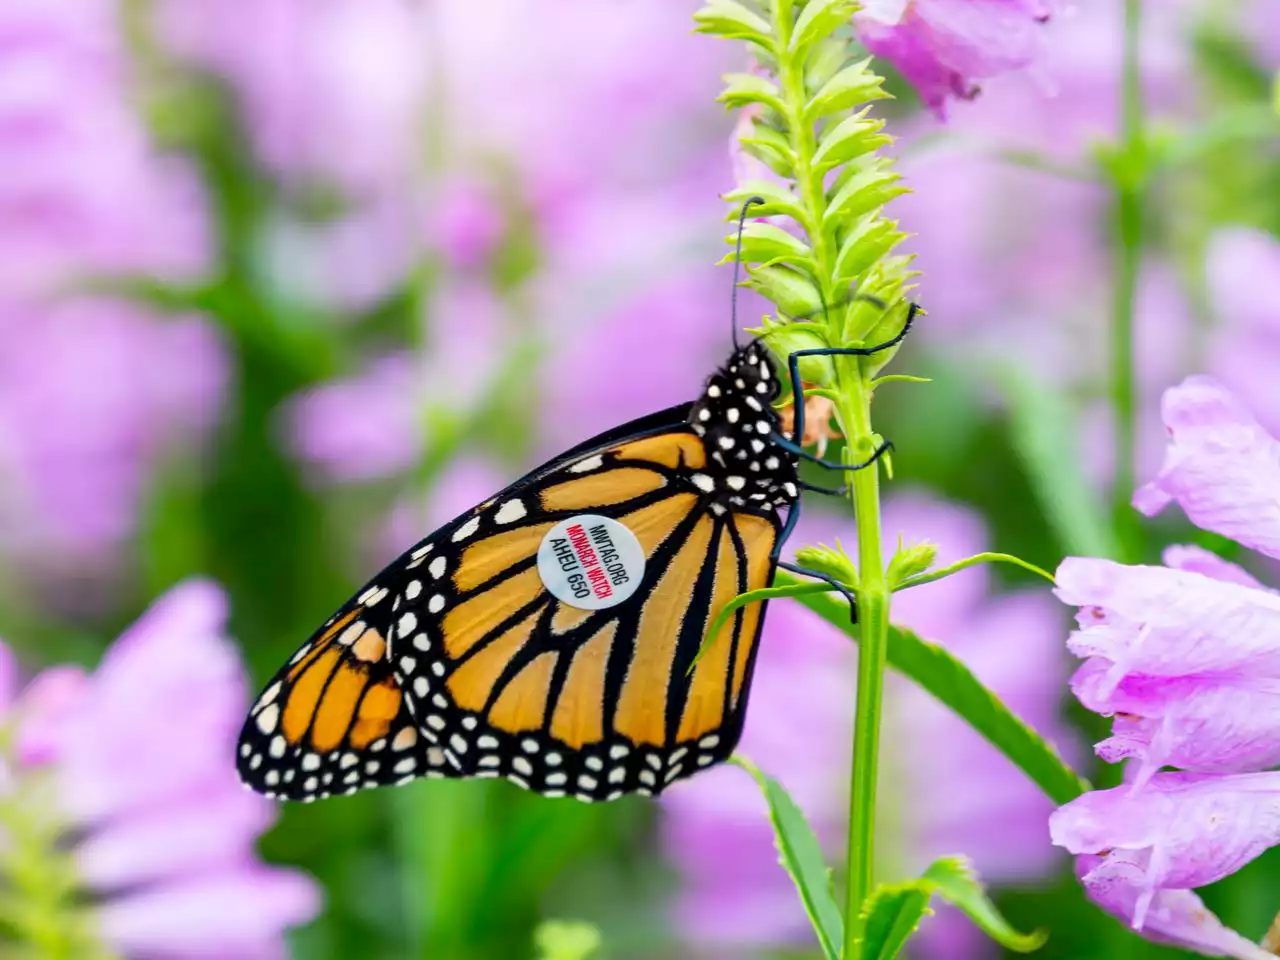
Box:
237 199 917 803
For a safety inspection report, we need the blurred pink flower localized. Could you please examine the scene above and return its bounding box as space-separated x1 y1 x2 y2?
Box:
285 281 507 483
1205 227 1280 436
0 299 227 578
0 0 210 296
6 580 320 957
662 493 1077 958
156 0 430 197
856 0 1060 117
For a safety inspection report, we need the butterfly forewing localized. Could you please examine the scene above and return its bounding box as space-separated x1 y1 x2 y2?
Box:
386 425 782 801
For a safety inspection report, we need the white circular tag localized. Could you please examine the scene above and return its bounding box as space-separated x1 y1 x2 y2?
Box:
536 514 646 610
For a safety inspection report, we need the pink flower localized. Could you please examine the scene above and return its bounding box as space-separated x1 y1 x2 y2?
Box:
0 299 227 585
1051 773 1280 932
855 0 1060 117
1134 376 1280 559
6 581 320 957
663 494 1079 958
1055 378 1280 955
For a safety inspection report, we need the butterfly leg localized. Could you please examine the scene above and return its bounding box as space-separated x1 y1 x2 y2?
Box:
768 434 894 473
776 560 858 624
800 480 847 496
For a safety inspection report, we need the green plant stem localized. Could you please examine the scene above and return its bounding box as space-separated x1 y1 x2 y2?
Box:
1110 0 1145 563
894 553 1055 592
835 361 888 960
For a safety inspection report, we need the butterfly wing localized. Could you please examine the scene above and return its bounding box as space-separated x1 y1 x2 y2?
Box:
387 425 779 801
236 594 447 801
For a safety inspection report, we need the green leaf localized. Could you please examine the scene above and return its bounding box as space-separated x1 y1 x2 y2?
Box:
824 160 906 233
997 364 1121 560
745 263 823 317
813 110 892 171
832 215 906 288
731 757 843 960
860 882 933 960
534 920 602 960
777 575 1091 805
720 222 816 274
739 121 800 178
724 182 810 230
719 72 787 114
805 58 890 120
922 857 1048 953
858 860 1047 959
693 0 774 51
790 0 858 57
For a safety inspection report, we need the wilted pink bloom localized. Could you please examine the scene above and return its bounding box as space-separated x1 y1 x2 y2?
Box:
1051 773 1280 931
6 581 320 957
855 0 1060 117
663 494 1078 958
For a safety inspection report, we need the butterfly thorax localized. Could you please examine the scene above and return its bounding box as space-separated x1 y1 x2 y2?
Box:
686 341 799 514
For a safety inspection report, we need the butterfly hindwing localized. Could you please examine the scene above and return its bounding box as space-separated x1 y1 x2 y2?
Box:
236 593 447 801
386 426 780 800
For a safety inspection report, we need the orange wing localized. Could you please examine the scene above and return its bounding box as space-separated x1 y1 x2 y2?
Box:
387 428 779 801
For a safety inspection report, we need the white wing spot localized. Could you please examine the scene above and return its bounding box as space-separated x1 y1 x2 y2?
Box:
413 633 431 651
765 456 780 470
255 703 280 735
358 586 388 606
639 770 657 787
585 756 603 772
399 656 417 675
302 753 321 772
394 757 417 774
398 612 417 637
426 714 446 731
698 408 711 422
337 621 366 646
413 677 429 698
726 407 740 423
513 757 533 776
393 727 418 751
521 738 540 754
405 580 422 600
427 595 445 614
452 517 481 542
303 776 319 793
756 421 771 434
269 736 287 759
718 436 735 450
608 767 626 784
726 476 746 491
707 384 722 398
546 772 567 786
479 755 501 768
783 482 798 497
449 734 468 754
411 542 434 560
745 397 762 411
569 455 603 473
578 774 598 790
256 682 282 711
428 556 447 579
494 499 527 524
691 474 715 493
366 761 380 773
545 752 562 766
340 753 359 769
265 770 280 787
755 381 769 393
609 744 630 759
478 735 499 750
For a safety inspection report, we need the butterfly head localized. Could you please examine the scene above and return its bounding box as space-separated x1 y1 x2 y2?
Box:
688 341 798 511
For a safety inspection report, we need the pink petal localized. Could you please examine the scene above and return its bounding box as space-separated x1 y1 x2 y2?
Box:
98 866 321 959
1078 851 1275 957
1050 772 1280 895
13 664 90 766
76 786 276 892
1056 557 1280 682
1134 376 1280 560
1072 663 1280 782
54 579 248 824
1162 544 1269 590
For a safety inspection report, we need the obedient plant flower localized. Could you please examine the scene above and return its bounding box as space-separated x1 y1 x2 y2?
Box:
1 580 320 957
854 0 1060 117
1052 376 1280 957
664 495 1077 958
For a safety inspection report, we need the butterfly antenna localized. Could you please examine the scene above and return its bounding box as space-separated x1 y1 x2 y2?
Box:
730 197 764 350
